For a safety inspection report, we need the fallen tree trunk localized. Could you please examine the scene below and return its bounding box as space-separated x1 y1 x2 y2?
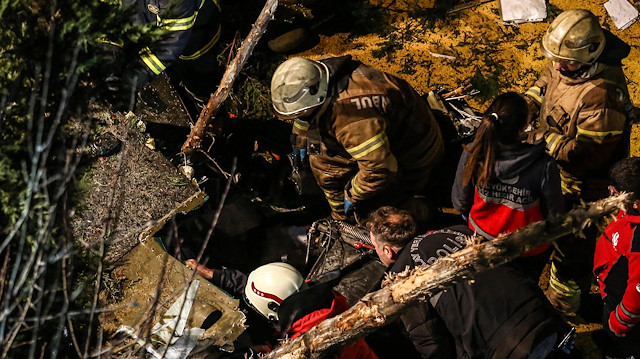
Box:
264 193 630 359
181 0 278 155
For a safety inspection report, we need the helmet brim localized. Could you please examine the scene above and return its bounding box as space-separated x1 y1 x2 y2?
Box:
539 39 585 65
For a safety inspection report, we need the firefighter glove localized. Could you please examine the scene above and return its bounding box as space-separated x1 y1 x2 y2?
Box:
344 197 353 214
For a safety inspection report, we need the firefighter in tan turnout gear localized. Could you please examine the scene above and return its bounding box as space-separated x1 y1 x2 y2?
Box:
524 9 634 316
270 56 444 225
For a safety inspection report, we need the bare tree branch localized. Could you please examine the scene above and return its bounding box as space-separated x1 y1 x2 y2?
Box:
181 0 279 155
264 193 630 359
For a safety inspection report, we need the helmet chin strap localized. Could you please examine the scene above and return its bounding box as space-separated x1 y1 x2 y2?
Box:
559 63 594 79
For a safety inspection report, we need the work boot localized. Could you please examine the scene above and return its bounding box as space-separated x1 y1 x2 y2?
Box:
545 285 581 318
546 263 581 317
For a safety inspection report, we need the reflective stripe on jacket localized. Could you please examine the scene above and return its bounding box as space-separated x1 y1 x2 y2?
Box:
125 0 220 77
528 61 631 200
308 57 444 218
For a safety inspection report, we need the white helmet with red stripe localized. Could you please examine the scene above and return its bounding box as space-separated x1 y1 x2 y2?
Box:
244 262 305 321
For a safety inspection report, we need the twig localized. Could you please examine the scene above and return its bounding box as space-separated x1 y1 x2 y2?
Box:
83 118 132 359
196 149 231 179
61 258 83 358
195 158 236 263
446 0 496 14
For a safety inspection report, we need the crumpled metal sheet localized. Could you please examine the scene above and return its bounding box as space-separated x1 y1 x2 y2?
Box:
107 237 247 353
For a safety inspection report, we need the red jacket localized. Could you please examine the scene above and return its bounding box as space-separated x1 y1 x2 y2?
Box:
594 208 640 334
286 291 379 359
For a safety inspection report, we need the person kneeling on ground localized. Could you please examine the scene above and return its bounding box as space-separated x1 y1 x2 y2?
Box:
367 206 572 358
270 56 444 228
593 157 640 359
186 259 378 358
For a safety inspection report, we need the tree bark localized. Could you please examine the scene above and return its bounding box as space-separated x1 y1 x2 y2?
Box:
181 0 279 155
264 193 630 359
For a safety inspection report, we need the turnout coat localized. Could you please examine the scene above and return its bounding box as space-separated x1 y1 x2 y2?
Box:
292 56 444 219
525 33 632 201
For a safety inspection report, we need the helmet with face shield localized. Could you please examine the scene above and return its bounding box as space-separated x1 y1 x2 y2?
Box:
271 57 330 120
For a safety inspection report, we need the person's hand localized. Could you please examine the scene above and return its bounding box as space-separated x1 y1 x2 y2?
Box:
186 259 214 279
344 197 352 214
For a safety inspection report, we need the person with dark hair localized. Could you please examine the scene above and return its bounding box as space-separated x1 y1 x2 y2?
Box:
593 157 640 359
366 206 416 264
523 9 634 316
367 206 570 359
451 92 564 278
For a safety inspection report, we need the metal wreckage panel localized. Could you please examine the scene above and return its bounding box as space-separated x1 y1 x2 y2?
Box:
102 191 246 357
110 237 247 355
136 73 192 127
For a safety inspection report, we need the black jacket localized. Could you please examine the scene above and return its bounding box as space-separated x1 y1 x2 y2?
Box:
121 0 221 88
388 225 563 359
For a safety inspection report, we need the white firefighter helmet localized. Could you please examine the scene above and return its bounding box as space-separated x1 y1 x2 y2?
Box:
244 262 305 321
540 9 605 65
270 57 330 119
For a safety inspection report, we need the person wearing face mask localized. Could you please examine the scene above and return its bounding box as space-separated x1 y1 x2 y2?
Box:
523 9 634 316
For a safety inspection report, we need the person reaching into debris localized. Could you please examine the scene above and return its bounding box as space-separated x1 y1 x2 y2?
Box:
186 259 379 358
100 0 223 111
367 206 572 359
523 9 634 316
451 92 564 279
270 56 444 229
593 157 640 359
